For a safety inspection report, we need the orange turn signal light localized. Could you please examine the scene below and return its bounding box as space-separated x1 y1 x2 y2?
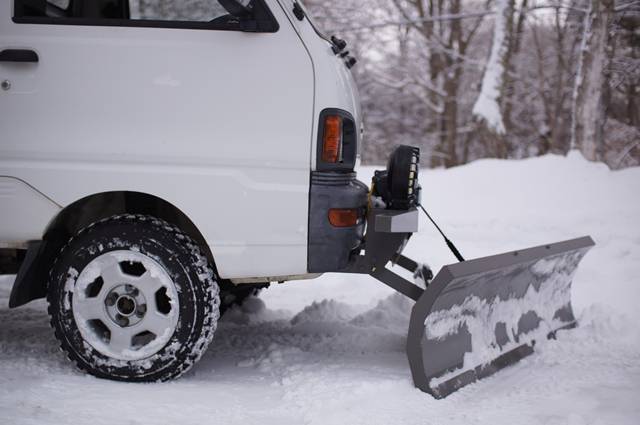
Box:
322 115 343 163
328 208 359 227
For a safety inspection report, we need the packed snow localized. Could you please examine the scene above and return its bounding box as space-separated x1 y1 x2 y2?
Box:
1 152 639 425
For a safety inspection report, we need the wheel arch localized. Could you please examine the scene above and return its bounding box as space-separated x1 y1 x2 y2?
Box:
9 191 215 308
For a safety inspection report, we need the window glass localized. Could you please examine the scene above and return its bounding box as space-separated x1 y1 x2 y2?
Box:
129 0 238 22
15 0 254 22
13 0 277 32
48 0 70 8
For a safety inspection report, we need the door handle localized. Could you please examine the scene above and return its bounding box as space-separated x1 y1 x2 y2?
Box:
0 49 39 63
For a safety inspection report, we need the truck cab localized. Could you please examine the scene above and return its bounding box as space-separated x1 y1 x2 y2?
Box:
0 0 372 380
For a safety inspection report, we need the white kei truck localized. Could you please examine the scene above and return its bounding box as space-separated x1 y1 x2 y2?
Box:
0 0 593 398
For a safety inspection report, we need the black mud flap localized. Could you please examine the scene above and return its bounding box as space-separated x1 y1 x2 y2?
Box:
406 236 594 398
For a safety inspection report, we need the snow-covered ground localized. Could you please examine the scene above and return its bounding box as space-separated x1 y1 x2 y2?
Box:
1 153 639 425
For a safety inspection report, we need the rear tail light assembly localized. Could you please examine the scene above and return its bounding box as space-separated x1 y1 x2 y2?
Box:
316 109 357 171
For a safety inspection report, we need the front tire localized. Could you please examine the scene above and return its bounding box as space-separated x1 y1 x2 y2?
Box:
47 215 220 382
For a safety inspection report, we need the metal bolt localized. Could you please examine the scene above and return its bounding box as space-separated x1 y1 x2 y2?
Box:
105 293 118 306
136 304 147 317
115 314 129 327
1 80 10 91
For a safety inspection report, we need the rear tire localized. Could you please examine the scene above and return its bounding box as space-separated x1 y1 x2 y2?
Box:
47 214 220 382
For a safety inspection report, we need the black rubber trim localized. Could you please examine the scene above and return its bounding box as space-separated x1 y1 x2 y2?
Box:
307 172 368 273
8 240 49 308
310 171 356 186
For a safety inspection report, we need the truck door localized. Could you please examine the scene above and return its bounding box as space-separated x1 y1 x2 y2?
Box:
0 0 315 278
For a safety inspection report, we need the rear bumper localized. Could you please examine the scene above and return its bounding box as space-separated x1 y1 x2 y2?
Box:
307 171 368 273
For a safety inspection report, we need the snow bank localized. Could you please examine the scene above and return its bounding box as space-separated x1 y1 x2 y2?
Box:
350 293 413 333
291 299 357 325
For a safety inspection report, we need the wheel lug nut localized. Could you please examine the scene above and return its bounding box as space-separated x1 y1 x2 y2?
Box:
116 314 129 327
137 304 147 315
105 293 118 306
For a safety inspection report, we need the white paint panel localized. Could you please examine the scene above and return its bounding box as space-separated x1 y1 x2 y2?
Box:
0 1 314 278
277 0 363 169
0 177 60 242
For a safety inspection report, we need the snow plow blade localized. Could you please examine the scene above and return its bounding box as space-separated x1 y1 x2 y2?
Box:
407 236 594 398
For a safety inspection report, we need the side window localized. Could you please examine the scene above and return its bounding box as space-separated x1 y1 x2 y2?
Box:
13 0 279 32
130 1 234 22
48 0 70 9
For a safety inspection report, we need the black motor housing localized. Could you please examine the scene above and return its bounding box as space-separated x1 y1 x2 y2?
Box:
372 145 420 210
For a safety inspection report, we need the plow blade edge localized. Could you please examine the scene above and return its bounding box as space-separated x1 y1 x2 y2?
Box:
407 236 594 398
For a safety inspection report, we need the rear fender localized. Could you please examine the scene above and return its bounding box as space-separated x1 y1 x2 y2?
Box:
8 191 213 308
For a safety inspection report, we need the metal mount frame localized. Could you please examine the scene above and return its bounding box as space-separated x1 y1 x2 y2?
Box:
344 208 425 301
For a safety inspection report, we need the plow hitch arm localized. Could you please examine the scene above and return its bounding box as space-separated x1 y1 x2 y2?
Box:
344 208 426 301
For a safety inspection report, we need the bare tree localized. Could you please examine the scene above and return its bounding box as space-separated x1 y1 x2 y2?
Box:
471 0 513 158
304 0 638 169
571 0 615 160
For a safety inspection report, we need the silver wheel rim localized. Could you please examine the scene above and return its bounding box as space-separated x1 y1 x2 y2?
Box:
71 250 180 361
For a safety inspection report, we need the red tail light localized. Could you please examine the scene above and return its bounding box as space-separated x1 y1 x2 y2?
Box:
322 115 343 163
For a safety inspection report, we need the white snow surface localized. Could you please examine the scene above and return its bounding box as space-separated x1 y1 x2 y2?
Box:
1 152 639 424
